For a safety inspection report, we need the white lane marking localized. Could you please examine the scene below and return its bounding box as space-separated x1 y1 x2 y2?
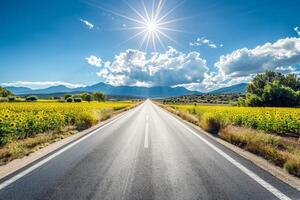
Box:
144 122 149 148
159 106 292 200
0 105 142 191
146 115 149 122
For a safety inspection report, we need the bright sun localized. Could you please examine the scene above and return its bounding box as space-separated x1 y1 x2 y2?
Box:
92 0 183 50
92 0 184 51
146 21 158 33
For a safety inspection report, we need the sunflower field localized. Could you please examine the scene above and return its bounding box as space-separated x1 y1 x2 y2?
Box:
169 104 300 136
0 101 134 145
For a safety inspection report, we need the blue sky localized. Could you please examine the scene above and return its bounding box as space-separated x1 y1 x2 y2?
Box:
1 0 300 92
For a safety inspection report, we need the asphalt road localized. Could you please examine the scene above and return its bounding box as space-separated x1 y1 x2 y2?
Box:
0 100 299 200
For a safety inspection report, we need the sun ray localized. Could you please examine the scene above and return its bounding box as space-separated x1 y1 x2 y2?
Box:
152 32 157 51
85 1 146 25
107 26 145 31
158 27 191 34
123 0 147 22
154 31 166 50
87 0 186 50
140 0 151 22
119 29 147 46
156 0 186 23
145 32 151 50
157 30 178 45
154 0 165 21
139 32 149 49
157 16 192 26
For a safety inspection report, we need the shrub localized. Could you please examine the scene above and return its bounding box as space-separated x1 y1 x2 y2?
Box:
75 111 99 130
66 97 74 103
93 92 107 102
26 96 38 102
200 112 221 134
284 155 300 177
64 94 72 100
74 97 82 102
245 94 263 107
8 96 16 102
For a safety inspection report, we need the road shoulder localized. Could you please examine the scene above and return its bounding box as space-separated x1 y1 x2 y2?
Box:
0 107 135 180
159 104 300 192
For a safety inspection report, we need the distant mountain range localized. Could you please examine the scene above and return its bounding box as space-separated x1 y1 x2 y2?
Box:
6 82 201 98
209 83 248 94
5 82 247 98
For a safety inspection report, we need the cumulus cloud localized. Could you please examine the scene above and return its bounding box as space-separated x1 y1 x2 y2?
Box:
83 37 300 93
215 37 300 78
89 47 209 87
80 19 94 29
294 27 300 37
0 81 86 89
85 55 102 67
189 37 222 49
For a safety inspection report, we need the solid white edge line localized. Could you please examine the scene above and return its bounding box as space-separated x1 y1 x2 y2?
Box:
0 104 142 191
164 107 292 200
144 122 149 148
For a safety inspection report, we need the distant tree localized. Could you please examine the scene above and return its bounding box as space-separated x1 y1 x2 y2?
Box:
79 93 93 102
243 71 300 107
247 71 285 96
0 87 14 97
8 96 16 102
26 95 38 102
85 94 93 102
262 81 298 107
282 73 300 91
74 97 82 102
66 97 74 102
64 94 72 100
93 92 106 102
244 94 263 107
79 93 92 102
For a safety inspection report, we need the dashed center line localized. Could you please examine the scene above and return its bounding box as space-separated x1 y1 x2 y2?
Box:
144 116 149 148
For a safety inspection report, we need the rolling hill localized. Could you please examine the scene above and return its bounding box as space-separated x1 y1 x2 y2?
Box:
5 82 248 98
208 83 248 94
6 82 201 98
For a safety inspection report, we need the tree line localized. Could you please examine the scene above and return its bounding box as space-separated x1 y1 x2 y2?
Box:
0 88 107 103
63 92 107 102
239 71 300 107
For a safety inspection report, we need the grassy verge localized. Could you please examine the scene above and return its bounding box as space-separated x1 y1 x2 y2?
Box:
0 127 77 165
158 103 300 178
0 102 138 165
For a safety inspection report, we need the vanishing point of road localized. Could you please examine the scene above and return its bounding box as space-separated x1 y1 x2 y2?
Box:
0 100 299 200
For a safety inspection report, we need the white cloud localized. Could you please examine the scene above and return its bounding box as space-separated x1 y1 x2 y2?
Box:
215 37 300 78
294 27 300 37
80 19 94 29
82 37 300 93
85 55 102 67
91 47 209 87
189 37 222 49
0 81 86 90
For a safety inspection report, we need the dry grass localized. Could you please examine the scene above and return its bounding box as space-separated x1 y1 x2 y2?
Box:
0 127 77 165
158 102 300 178
220 126 300 177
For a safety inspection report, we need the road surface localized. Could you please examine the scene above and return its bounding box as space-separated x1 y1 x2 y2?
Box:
0 100 299 200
